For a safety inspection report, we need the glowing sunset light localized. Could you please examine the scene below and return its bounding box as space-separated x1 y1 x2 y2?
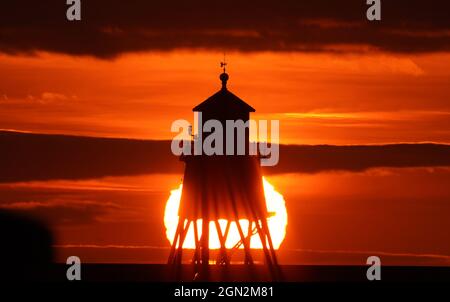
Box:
164 177 287 249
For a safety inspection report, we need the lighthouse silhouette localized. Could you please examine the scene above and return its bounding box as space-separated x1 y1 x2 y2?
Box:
168 63 279 280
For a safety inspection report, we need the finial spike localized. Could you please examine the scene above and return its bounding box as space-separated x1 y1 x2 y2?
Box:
219 52 229 89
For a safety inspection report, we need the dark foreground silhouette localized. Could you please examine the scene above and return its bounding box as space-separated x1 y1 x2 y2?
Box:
0 210 53 281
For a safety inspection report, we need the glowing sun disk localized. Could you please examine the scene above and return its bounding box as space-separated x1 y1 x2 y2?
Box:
164 178 287 249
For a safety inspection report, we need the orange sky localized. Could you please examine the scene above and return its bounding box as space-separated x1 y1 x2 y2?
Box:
1 0 450 271
0 50 449 144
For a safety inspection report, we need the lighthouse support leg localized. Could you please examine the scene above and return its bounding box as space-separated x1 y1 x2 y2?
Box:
215 220 230 265
168 218 184 264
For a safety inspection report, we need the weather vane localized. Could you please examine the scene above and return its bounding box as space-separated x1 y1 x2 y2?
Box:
220 52 227 73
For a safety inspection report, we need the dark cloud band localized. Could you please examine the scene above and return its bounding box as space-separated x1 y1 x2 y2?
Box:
1 131 449 183
0 0 449 57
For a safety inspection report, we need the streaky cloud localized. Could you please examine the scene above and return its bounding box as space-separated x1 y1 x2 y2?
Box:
1 131 449 182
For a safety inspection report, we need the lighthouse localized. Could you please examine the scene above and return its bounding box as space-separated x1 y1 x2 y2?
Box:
167 64 279 279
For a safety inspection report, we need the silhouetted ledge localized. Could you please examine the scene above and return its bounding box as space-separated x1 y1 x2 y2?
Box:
1 130 450 183
22 264 450 282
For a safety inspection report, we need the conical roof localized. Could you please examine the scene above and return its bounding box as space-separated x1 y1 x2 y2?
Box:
193 72 255 113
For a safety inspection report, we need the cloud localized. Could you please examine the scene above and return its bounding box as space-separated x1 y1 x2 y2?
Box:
282 248 450 266
20 92 77 104
0 0 449 58
40 92 73 102
268 143 450 174
0 131 449 183
0 131 183 183
54 244 168 250
0 199 119 225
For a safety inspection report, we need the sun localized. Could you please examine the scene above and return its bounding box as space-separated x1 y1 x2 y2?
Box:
164 177 287 249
